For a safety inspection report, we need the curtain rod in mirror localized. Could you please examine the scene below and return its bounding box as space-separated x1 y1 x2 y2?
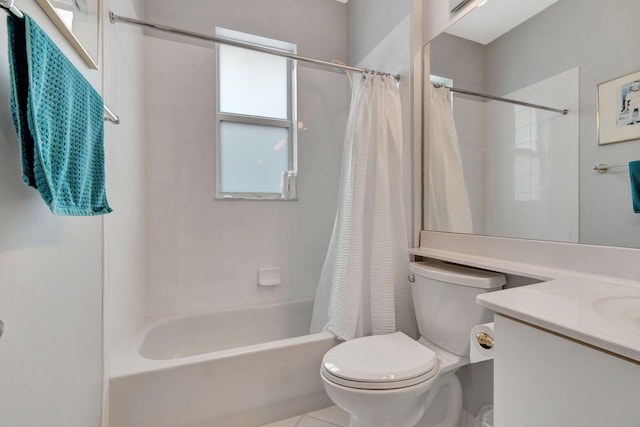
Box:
432 83 569 115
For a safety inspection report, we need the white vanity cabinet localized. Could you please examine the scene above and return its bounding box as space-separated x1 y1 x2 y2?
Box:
412 235 640 426
494 315 640 427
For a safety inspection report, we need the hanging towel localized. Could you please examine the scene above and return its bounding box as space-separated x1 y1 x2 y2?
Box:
7 14 111 215
630 160 640 214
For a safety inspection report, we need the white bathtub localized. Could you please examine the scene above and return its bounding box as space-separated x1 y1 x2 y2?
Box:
109 299 337 427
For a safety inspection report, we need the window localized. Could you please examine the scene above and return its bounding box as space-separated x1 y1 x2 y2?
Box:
216 28 297 199
430 74 454 106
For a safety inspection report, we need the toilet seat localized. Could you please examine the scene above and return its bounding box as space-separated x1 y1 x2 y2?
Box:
321 332 439 390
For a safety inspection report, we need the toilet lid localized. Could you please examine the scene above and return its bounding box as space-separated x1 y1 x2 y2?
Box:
322 332 438 390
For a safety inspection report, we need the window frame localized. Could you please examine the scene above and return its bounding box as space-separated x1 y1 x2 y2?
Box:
215 30 298 200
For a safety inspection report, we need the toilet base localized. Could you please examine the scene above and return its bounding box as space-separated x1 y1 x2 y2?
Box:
321 371 435 427
416 372 462 427
322 371 462 427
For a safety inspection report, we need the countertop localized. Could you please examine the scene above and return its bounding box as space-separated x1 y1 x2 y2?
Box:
410 247 640 363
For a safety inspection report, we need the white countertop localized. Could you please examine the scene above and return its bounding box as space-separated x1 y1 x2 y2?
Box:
410 247 640 362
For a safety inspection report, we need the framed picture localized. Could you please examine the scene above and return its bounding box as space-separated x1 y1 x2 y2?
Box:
597 70 640 145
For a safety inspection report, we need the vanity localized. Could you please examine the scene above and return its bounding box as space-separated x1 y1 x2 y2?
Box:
483 277 640 426
411 231 640 426
492 316 639 426
419 0 640 424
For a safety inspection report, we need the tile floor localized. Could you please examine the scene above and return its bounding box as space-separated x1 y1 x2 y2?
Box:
261 404 477 427
261 406 349 427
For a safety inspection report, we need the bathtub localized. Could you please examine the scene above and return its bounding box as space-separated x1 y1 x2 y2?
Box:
109 299 337 427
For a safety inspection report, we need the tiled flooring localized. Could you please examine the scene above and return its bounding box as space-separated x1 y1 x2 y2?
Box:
259 404 478 427
261 406 349 427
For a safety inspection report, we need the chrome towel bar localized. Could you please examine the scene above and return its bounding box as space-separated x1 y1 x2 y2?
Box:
593 163 628 174
0 1 121 125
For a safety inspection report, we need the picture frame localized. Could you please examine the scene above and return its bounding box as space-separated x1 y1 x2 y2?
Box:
597 70 640 145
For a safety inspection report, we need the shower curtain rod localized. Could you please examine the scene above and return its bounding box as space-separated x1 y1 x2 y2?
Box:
0 1 121 124
109 12 400 81
433 83 568 115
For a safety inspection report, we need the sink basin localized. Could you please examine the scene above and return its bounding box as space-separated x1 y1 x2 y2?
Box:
593 297 640 330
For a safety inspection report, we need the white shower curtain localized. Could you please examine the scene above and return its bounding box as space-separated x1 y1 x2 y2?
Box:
428 86 473 233
310 72 417 341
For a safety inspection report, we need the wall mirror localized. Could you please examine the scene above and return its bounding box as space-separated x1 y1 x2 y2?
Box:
35 0 99 69
425 0 640 249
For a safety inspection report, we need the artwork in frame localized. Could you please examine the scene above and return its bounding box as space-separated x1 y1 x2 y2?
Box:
598 70 640 145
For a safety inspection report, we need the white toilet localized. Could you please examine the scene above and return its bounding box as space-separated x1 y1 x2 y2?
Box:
320 259 506 427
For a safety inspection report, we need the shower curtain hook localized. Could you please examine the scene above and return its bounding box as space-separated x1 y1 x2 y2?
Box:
331 58 354 87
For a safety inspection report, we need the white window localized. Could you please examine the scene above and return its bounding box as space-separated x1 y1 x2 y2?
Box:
216 28 297 199
430 74 454 106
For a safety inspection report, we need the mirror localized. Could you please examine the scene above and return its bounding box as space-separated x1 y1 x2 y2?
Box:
425 0 640 249
35 0 99 69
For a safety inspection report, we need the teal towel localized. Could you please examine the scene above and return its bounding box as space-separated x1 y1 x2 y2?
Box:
630 160 640 214
7 14 112 215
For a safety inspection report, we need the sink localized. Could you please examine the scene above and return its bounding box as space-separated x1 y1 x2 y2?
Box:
593 297 640 330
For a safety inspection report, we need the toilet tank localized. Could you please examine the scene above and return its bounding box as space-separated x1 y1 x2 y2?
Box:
409 260 506 356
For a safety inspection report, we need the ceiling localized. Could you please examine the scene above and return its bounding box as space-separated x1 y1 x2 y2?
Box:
445 0 559 45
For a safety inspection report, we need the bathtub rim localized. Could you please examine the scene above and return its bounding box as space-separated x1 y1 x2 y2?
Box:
109 298 336 379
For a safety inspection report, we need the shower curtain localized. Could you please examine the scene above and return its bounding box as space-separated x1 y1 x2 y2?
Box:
310 72 417 341
427 86 473 233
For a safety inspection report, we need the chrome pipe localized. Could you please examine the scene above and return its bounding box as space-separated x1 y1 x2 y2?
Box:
103 105 120 125
433 83 569 115
0 0 24 18
593 163 628 174
109 12 401 82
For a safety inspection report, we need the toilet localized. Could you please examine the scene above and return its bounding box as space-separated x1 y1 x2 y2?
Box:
320 259 506 427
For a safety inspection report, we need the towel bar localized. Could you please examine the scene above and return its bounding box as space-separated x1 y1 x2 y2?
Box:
1 1 120 125
104 105 120 124
0 0 22 18
593 163 628 174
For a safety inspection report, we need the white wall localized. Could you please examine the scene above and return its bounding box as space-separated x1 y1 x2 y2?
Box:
346 0 413 65
101 0 147 425
484 0 640 248
0 4 103 426
484 68 579 242
422 0 484 44
102 0 146 364
144 0 349 317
